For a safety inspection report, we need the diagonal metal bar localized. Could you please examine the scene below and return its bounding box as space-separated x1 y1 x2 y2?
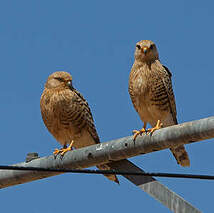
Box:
109 160 201 213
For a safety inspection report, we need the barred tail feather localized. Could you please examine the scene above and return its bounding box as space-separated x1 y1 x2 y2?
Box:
96 164 119 184
170 145 190 167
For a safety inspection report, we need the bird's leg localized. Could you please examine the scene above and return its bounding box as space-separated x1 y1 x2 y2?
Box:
132 122 147 141
147 120 163 134
53 146 65 156
60 140 74 156
53 141 74 157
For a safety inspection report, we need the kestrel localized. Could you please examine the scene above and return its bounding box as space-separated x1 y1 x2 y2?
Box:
128 40 190 167
40 71 119 183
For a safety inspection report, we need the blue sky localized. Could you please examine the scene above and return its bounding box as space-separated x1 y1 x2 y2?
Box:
0 0 214 212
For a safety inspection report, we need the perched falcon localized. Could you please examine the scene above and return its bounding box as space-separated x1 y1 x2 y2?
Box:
128 40 190 167
40 71 119 183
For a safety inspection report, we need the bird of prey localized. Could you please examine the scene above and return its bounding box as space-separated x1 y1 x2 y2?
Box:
128 40 190 167
40 71 119 183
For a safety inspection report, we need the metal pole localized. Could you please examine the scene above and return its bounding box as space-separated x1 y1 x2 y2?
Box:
0 116 213 212
0 116 214 189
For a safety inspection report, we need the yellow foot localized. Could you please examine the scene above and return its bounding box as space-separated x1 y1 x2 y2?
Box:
53 140 74 157
133 128 147 141
147 120 163 134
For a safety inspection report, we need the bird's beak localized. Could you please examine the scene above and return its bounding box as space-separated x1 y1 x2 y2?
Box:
142 47 148 54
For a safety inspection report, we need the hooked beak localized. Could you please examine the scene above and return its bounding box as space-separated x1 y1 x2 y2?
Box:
142 47 148 54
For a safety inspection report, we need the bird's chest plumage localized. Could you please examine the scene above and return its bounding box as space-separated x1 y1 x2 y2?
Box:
130 66 153 107
41 89 82 144
129 63 167 124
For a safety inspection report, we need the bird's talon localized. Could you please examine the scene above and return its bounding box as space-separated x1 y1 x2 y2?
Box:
132 128 147 141
53 149 61 156
53 141 74 158
147 120 163 135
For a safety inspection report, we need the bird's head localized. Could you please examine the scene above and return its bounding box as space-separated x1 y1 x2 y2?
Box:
134 40 159 63
45 71 73 90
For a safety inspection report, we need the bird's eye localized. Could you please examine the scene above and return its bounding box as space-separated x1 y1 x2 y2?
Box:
67 80 73 89
150 44 154 50
136 45 141 50
54 77 64 82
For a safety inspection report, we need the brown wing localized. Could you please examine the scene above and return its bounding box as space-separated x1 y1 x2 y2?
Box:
128 66 140 113
153 64 190 167
40 89 55 133
161 65 178 124
61 87 100 144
